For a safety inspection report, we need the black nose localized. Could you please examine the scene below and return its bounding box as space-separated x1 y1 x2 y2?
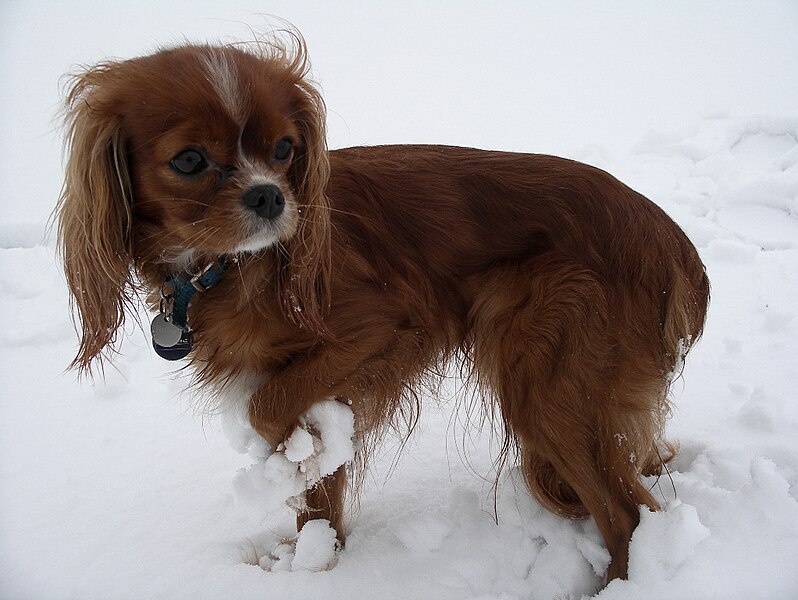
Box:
241 184 285 220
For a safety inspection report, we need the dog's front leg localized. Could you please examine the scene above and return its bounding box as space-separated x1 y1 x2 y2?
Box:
247 357 354 545
297 464 347 539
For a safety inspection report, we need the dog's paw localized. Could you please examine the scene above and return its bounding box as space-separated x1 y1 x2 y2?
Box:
236 532 292 572
290 519 341 572
258 539 297 572
247 520 340 573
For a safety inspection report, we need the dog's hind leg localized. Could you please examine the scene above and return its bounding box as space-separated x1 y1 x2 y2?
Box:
469 254 667 581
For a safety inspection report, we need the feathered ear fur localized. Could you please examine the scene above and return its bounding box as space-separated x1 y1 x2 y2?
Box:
56 66 136 375
271 34 332 334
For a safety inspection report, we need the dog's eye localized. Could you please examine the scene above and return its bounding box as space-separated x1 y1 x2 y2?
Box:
273 138 293 162
170 149 208 176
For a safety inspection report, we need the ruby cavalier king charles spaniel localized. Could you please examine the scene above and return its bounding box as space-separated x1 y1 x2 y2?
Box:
57 32 708 584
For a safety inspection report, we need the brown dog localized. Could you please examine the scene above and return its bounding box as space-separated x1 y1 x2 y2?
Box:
56 34 709 582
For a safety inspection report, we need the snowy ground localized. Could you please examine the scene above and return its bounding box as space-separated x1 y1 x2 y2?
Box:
1 2 797 599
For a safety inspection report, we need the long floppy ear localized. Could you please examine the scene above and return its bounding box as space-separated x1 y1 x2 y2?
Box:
279 36 332 334
56 66 136 375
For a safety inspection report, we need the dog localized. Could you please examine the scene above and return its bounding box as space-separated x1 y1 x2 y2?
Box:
56 32 709 583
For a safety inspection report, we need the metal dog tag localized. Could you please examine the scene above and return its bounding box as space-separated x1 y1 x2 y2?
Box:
151 313 184 348
151 313 193 360
153 330 192 361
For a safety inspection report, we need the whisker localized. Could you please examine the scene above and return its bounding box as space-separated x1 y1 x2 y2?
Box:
274 241 290 261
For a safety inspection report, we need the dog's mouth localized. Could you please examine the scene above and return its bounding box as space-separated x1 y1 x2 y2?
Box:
159 215 293 269
232 225 283 254
231 181 299 255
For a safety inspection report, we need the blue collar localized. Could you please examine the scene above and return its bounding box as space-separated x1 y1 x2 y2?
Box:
150 257 229 360
163 258 229 330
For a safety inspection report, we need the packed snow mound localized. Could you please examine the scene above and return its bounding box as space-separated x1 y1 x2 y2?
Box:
626 115 798 251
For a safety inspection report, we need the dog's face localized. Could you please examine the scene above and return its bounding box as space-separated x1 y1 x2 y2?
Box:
102 46 319 262
57 40 331 370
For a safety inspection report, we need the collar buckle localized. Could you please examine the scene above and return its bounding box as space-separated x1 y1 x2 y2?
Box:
190 262 218 292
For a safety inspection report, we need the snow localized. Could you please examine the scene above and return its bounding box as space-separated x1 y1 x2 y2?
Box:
284 427 316 464
299 400 356 480
232 399 354 519
2 2 798 599
292 520 341 572
627 501 711 581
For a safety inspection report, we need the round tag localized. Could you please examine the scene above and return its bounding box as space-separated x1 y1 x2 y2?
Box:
150 313 184 348
153 331 192 360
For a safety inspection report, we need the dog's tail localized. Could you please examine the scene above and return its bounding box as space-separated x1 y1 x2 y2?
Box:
661 240 710 383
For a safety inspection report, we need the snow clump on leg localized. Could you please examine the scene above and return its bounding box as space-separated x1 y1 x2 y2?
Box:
232 398 355 519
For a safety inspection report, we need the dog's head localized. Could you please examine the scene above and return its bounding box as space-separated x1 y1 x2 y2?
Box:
57 35 330 373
